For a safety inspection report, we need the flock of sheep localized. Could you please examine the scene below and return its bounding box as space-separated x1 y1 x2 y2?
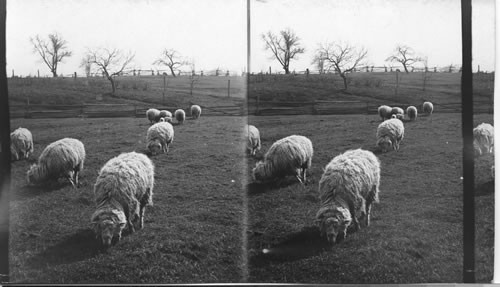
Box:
10 104 203 248
247 100 495 244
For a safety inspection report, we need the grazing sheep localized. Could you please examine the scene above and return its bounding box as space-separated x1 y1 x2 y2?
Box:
191 105 202 119
315 149 381 244
27 138 85 187
246 125 261 156
174 109 186 124
252 135 313 184
91 152 155 247
10 127 34 161
377 105 392 121
146 108 161 124
159 118 165 122
473 123 494 156
391 107 404 117
164 116 173 124
159 110 170 118
376 118 405 152
423 101 434 115
147 122 174 155
406 106 418 121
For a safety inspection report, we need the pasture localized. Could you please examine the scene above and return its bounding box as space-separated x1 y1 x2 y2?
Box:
246 113 494 283
9 116 247 283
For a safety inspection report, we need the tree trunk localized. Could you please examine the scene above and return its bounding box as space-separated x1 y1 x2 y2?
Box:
341 74 348 90
169 66 176 77
403 64 409 73
52 70 58 77
109 77 116 96
284 66 290 74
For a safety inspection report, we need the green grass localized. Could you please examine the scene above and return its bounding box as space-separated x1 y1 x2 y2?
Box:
9 116 247 283
246 113 493 283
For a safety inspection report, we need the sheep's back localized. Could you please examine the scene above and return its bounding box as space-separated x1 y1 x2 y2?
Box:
147 122 174 144
265 135 313 175
247 125 260 148
38 138 85 177
377 118 404 139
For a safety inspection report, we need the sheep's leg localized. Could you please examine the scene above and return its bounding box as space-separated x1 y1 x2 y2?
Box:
67 171 76 188
74 170 79 187
348 200 360 231
139 205 146 229
365 202 372 227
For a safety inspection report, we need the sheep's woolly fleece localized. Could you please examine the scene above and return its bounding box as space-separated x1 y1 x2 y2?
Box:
27 138 85 185
376 118 405 152
473 123 494 156
91 152 155 242
175 109 186 124
406 106 418 121
10 127 34 161
423 101 434 114
246 124 261 156
378 105 392 120
191 105 202 119
253 135 313 182
146 108 161 123
147 122 174 155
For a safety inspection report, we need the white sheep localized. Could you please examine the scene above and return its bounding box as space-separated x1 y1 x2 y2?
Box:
174 109 186 124
191 105 202 119
10 127 34 161
27 138 85 187
391 107 404 118
252 135 313 184
406 106 418 121
91 152 154 247
315 149 381 244
159 110 170 119
246 125 261 156
473 123 494 156
377 105 392 121
423 101 434 115
147 122 174 155
376 118 405 152
146 108 161 124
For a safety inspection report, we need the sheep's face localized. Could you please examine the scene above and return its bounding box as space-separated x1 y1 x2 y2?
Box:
252 162 267 182
148 142 162 155
319 216 350 244
93 219 126 247
26 164 38 184
377 137 392 152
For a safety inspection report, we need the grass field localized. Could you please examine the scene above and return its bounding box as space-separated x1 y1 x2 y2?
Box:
246 113 494 283
9 116 246 283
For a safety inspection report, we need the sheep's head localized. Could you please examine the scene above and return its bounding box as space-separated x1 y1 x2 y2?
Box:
473 141 482 157
252 161 267 182
396 114 404 120
148 140 162 156
316 206 351 244
26 164 39 184
159 117 165 122
377 137 392 153
91 210 127 248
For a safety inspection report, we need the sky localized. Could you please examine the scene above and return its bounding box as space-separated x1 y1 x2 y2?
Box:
251 0 496 73
6 0 496 76
6 0 247 77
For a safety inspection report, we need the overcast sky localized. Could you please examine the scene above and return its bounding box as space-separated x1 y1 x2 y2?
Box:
6 0 495 76
251 0 495 73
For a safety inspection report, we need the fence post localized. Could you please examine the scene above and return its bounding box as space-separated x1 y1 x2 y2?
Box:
227 80 230 98
37 70 40 78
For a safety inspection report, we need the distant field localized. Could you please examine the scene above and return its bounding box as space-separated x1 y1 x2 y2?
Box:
246 113 494 283
248 72 494 114
8 75 246 109
9 116 246 283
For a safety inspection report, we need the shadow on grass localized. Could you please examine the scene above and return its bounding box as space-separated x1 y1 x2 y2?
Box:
249 226 333 266
247 178 302 195
476 180 495 196
13 182 71 200
26 229 103 268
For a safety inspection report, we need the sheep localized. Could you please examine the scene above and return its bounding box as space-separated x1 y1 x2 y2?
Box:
191 105 202 119
10 127 34 161
391 107 404 118
27 138 85 188
175 109 186 124
377 105 392 121
423 101 434 115
473 123 494 156
246 125 261 157
146 108 161 124
91 152 154 247
252 135 313 184
159 118 165 122
376 118 405 152
406 106 418 121
315 149 381 244
147 122 174 155
159 110 170 119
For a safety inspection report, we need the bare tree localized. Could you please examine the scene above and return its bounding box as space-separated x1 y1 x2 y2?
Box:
314 42 368 89
30 33 72 77
84 48 135 95
261 28 305 74
153 49 188 77
386 45 423 73
311 50 326 74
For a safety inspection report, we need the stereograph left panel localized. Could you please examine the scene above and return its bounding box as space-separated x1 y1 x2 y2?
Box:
6 0 248 283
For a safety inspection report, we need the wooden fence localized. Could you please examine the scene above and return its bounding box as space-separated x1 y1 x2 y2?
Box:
10 103 246 119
